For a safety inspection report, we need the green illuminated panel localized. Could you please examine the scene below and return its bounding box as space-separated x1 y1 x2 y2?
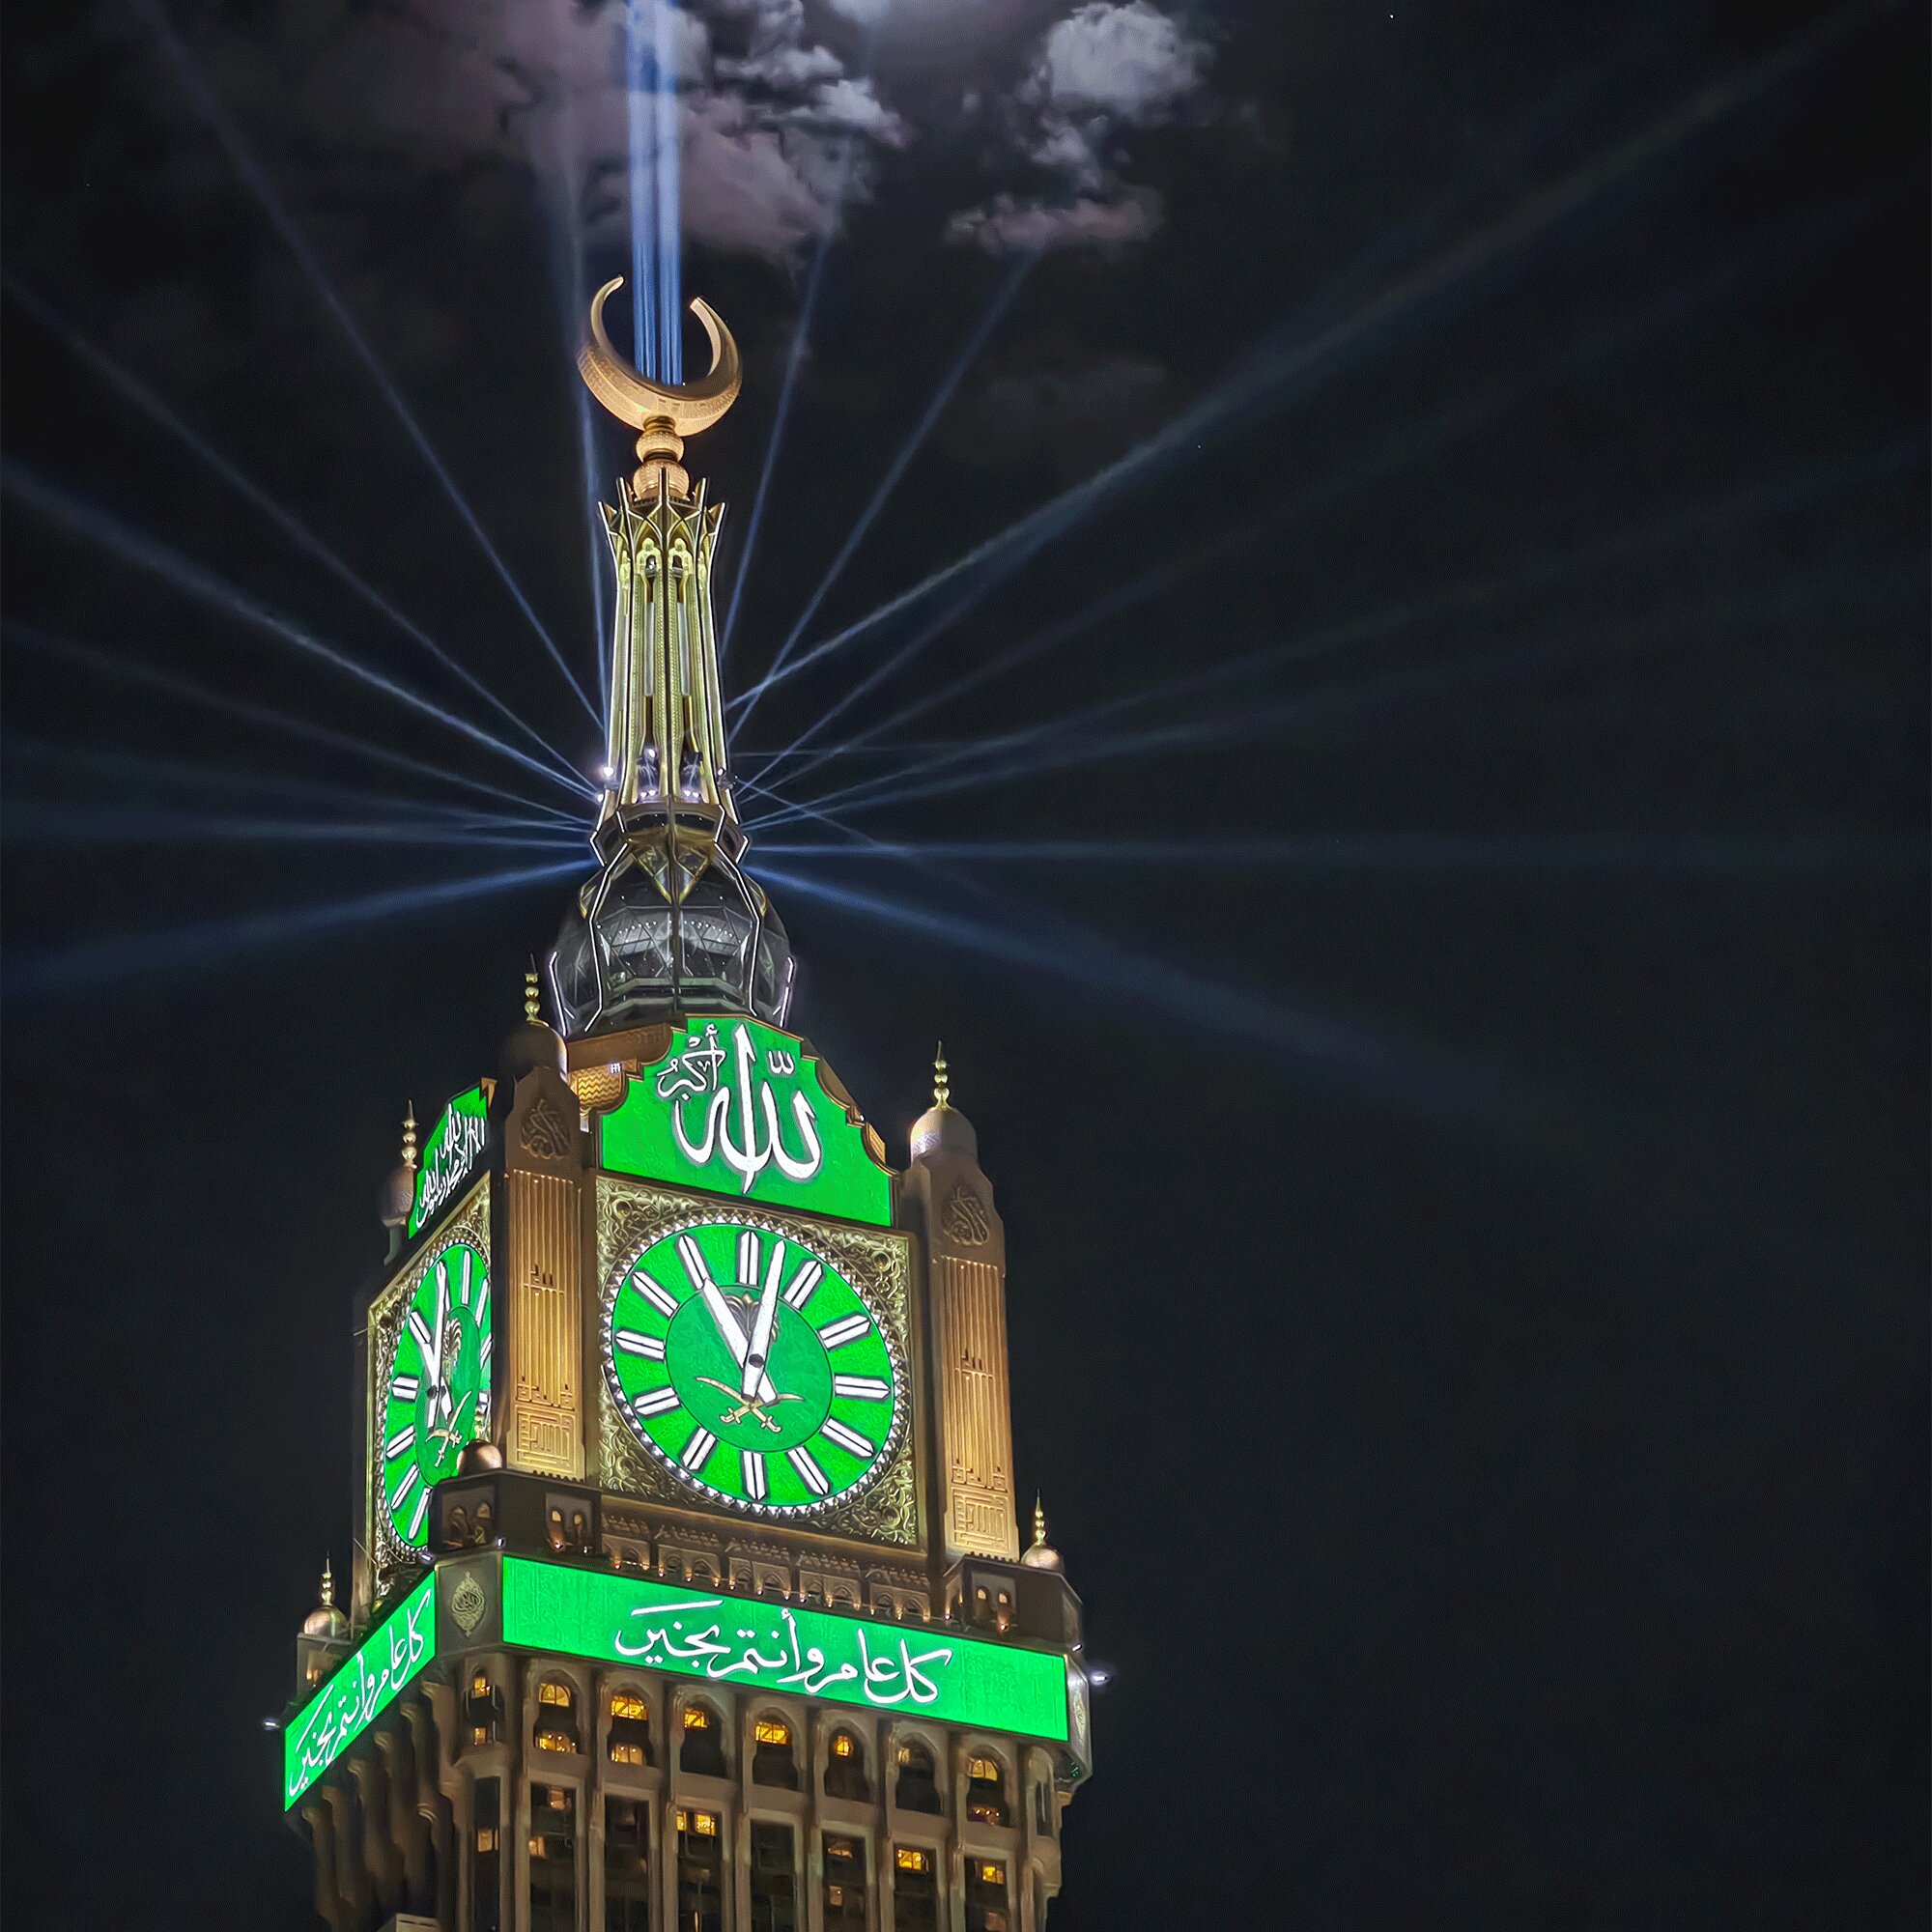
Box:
601 1017 891 1226
410 1085 487 1237
283 1575 435 1809
500 1557 1068 1742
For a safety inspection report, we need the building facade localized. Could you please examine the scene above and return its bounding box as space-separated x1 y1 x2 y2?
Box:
279 290 1093 1932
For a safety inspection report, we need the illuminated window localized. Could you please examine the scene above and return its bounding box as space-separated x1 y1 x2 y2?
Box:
466 1670 503 1749
605 1796 651 1932
826 1729 869 1803
680 1701 725 1776
895 1739 942 1815
753 1713 799 1790
529 1784 577 1932
824 1834 868 1930
750 1821 796 1930
608 1690 651 1769
965 1752 1009 1828
677 1807 724 1932
472 1776 502 1932
534 1679 580 1755
966 1854 1009 1932
894 1843 940 1932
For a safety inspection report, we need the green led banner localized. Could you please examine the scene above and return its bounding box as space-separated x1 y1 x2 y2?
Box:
601 1016 891 1227
411 1084 488 1237
283 1575 435 1809
500 1557 1068 1742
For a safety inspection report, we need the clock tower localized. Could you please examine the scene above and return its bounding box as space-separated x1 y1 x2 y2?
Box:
279 284 1094 1932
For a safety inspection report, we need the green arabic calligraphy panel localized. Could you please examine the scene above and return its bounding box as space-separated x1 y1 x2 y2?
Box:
499 1556 1068 1743
410 1083 488 1238
600 1015 892 1226
283 1574 436 1808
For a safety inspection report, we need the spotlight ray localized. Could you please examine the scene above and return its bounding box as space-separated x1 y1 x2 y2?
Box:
754 835 1927 874
5 278 589 786
132 0 601 724
762 443 1923 829
4 857 585 999
3 802 583 851
737 250 1036 732
722 142 854 652
767 200 1868 790
0 732 573 832
754 861 1504 1122
1 461 598 803
732 1 1890 714
3 622 581 825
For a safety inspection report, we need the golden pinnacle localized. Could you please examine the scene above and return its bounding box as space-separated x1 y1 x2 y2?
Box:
932 1042 951 1109
1032 1496 1048 1548
525 963 542 1025
401 1104 419 1172
319 1554 335 1607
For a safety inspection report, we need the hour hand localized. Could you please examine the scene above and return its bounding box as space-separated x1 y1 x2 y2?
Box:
678 1234 776 1402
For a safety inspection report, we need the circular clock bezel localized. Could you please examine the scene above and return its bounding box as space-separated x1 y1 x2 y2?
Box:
377 1235 492 1554
600 1208 906 1520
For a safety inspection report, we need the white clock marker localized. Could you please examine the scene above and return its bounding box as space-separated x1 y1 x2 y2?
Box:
614 1330 666 1360
817 1312 871 1350
632 1386 681 1418
681 1428 717 1472
742 1450 767 1501
820 1418 874 1459
781 1258 822 1311
408 1489 430 1540
390 1375 419 1402
831 1375 889 1401
391 1463 420 1507
632 1269 679 1319
384 1426 416 1459
786 1445 830 1496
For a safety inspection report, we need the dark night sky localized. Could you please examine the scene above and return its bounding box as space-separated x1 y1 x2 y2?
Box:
2 0 1926 1925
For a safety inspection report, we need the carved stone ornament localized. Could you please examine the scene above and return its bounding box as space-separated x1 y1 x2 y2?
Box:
521 1092 573 1162
448 1570 487 1635
941 1180 991 1246
593 1173 921 1548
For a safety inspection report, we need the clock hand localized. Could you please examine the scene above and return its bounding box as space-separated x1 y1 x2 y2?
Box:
677 1234 777 1403
740 1240 785 1399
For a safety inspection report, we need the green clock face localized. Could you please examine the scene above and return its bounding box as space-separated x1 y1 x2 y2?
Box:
603 1216 902 1517
380 1239 491 1549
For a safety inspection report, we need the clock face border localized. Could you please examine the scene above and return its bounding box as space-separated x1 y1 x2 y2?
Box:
599 1208 907 1521
593 1173 923 1548
367 1176 492 1578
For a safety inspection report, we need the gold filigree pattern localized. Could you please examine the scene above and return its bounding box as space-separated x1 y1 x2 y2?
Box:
593 1173 920 1548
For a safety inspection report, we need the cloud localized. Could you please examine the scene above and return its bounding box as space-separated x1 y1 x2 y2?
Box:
946 2 1211 256
1028 1 1210 123
948 185 1162 254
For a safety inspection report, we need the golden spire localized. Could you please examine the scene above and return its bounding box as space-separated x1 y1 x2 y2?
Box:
401 1104 418 1175
318 1554 336 1608
524 963 542 1025
1032 1496 1048 1548
932 1042 952 1110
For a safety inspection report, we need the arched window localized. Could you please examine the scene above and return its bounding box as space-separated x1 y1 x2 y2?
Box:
466 1669 503 1748
533 1678 580 1755
680 1700 726 1777
894 1739 942 1814
825 1728 870 1802
893 1845 940 1931
608 1689 652 1768
965 1753 1009 1828
752 1714 799 1789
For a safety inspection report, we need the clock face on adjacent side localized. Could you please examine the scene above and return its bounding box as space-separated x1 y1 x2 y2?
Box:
602 1215 902 1516
379 1239 492 1549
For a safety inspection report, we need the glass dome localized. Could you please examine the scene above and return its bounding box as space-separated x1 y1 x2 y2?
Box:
550 849 793 1037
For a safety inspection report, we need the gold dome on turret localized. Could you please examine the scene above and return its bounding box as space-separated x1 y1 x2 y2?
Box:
912 1042 979 1161
1020 1497 1064 1572
301 1555 350 1640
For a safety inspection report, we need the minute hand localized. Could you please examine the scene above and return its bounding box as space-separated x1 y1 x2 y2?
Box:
740 1243 785 1399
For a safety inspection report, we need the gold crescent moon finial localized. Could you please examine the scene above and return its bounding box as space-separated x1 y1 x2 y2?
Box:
578 277 741 438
